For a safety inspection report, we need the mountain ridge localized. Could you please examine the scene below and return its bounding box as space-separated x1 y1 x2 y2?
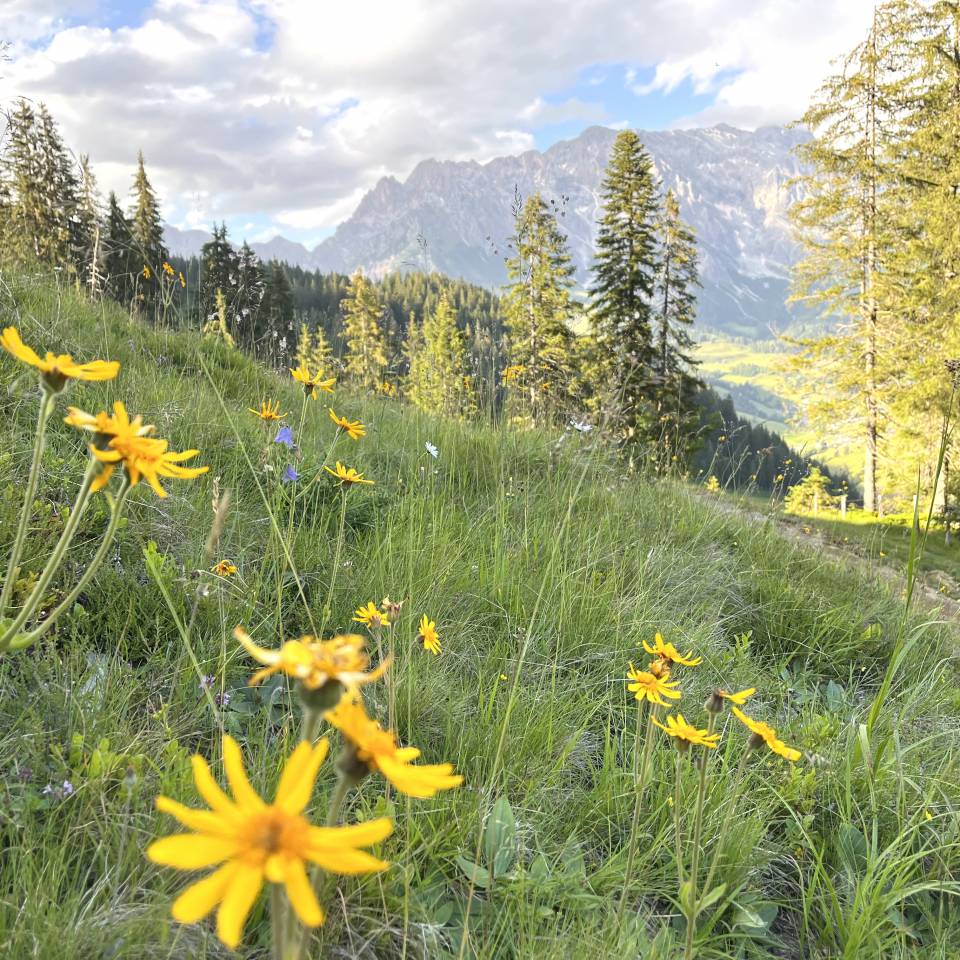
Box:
166 122 811 338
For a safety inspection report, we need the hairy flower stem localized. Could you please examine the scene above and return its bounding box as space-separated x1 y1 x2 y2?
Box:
617 702 657 926
701 745 752 899
9 482 131 651
291 773 353 960
0 456 99 652
300 705 324 744
0 388 56 616
271 884 287 960
684 711 718 960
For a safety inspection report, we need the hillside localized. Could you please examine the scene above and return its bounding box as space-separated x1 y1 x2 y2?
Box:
1 276 958 958
166 124 812 340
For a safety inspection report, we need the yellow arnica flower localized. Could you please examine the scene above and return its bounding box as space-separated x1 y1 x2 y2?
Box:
65 400 154 449
249 399 287 421
290 362 336 399
142 264 151 279
626 663 681 706
653 713 721 749
353 602 389 629
88 402 208 496
643 632 702 667
417 615 441 656
162 261 174 276
234 627 388 690
147 735 392 949
179 271 186 288
1 327 119 391
329 408 366 440
211 560 237 577
324 696 463 798
731 707 801 761
325 461 373 486
718 687 756 706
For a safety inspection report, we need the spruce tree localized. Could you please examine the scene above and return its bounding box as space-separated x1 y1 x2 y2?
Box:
103 191 136 306
234 241 265 350
0 99 43 263
262 262 295 367
590 130 661 444
502 192 577 424
35 104 83 271
340 270 389 388
200 224 238 333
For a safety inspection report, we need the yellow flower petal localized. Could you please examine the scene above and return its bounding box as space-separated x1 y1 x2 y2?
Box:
171 862 239 923
223 735 265 810
191 755 236 815
147 834 238 869
156 795 234 836
275 738 329 814
284 859 325 927
216 862 264 949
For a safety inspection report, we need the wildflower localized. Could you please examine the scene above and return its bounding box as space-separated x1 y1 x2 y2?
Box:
325 696 462 797
653 713 720 750
425 441 439 458
626 663 681 706
147 735 392 948
718 687 755 706
325 462 373 486
65 400 154 451
142 265 151 279
569 420 592 434
417 615 440 655
329 408 366 440
179 271 187 288
378 381 397 397
290 361 335 399
215 691 231 709
249 400 287 422
234 627 387 692
162 261 175 276
381 596 404 618
199 675 216 692
642 632 702 668
90 415 208 496
211 560 237 577
283 465 299 484
1 327 119 392
502 364 525 384
731 707 801 761
353 602 389 629
274 425 296 448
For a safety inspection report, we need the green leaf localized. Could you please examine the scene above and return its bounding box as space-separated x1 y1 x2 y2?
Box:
697 883 728 912
529 853 551 883
456 856 491 890
483 796 516 875
836 822 868 874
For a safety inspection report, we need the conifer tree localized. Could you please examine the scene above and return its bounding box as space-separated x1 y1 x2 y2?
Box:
502 192 577 423
129 151 168 315
590 130 661 444
0 99 43 263
340 270 389 388
76 155 103 296
234 241 264 350
790 3 916 512
35 104 83 271
651 189 703 460
262 262 295 367
200 223 238 332
295 321 334 373
407 292 470 416
103 191 136 306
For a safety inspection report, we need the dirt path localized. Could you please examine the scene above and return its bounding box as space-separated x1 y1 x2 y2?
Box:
708 493 960 623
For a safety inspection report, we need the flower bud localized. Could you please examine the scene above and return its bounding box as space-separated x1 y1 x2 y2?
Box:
705 689 725 713
298 678 344 712
336 744 371 786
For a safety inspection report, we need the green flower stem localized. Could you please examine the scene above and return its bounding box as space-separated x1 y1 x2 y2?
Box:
290 772 354 960
674 751 685 885
700 744 752 901
9 482 131 651
0 456 99 651
320 490 348 635
0 388 56 616
616 701 658 927
300 704 325 744
684 711 719 960
271 883 287 960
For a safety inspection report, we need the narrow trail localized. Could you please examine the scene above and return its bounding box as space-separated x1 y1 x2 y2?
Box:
706 493 960 624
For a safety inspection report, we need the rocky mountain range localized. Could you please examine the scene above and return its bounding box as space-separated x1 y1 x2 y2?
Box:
166 123 811 339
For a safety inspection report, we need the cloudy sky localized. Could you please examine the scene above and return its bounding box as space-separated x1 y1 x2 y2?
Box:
0 0 875 247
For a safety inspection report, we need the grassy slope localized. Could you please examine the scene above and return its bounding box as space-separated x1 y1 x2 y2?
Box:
1 275 959 959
